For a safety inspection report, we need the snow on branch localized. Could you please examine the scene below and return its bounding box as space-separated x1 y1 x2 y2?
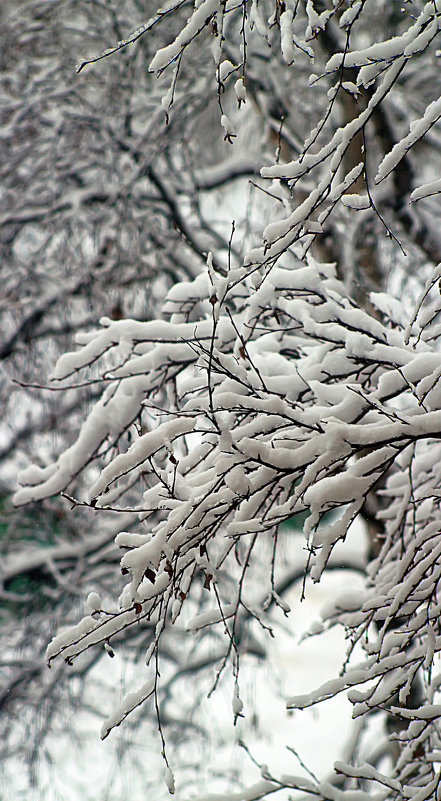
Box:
12 0 441 797
71 0 441 272
14 245 441 797
75 0 188 73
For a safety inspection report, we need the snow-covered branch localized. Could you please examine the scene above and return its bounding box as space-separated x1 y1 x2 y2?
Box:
9 0 441 797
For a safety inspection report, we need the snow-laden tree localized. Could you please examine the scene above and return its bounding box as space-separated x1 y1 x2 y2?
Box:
1 0 254 481
1 1 262 786
11 0 441 798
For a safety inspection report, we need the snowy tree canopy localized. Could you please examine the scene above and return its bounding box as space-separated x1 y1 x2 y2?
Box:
11 1 441 798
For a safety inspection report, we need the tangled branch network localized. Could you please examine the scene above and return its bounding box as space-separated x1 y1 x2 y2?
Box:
13 1 441 798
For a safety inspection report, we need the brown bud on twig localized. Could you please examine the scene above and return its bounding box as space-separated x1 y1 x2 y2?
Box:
144 567 156 583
